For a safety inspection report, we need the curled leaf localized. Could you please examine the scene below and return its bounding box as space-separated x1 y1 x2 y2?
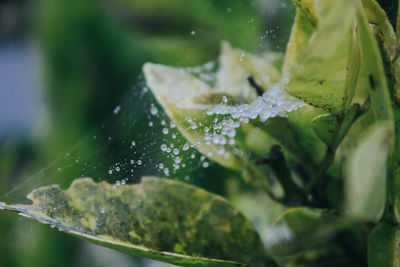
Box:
0 177 271 266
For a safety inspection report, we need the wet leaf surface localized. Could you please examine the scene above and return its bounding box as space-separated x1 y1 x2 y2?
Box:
0 177 272 266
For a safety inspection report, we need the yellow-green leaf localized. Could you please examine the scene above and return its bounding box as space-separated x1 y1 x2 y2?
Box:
0 177 272 266
285 0 359 114
344 123 393 222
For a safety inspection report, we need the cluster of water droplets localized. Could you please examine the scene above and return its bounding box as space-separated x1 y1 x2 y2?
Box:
207 78 305 122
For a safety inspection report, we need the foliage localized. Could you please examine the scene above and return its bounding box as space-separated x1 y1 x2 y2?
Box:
2 0 400 266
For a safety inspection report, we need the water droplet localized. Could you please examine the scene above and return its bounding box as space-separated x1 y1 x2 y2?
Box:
113 106 121 114
163 168 170 176
239 52 246 62
162 128 169 135
174 157 182 164
182 143 190 151
150 106 158 115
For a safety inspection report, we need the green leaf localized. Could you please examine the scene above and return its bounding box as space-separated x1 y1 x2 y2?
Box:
368 222 400 267
265 207 348 259
285 0 360 114
0 177 272 266
344 123 393 222
255 106 327 167
311 114 339 147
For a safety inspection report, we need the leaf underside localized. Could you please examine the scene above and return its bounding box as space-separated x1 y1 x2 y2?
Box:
0 177 271 266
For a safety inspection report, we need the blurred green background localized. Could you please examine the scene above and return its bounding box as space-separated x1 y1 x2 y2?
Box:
0 0 396 266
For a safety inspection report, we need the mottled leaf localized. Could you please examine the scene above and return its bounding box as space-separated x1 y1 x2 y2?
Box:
0 177 272 266
344 123 393 222
368 222 400 267
285 0 359 114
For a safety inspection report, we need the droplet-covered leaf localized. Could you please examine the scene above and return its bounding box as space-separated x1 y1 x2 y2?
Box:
285 0 359 114
344 123 393 222
0 177 272 266
143 63 245 170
